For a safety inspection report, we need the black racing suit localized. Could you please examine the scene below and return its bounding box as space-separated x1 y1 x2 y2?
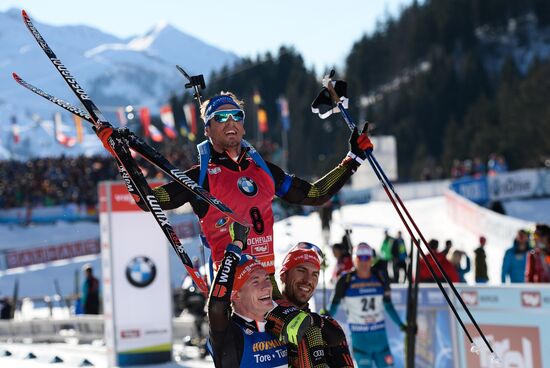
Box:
209 244 329 368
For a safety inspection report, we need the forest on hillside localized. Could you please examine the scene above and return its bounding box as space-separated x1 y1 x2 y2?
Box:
166 0 550 180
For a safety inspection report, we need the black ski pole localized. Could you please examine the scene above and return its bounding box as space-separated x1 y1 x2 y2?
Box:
318 71 500 362
11 278 19 319
18 10 210 295
176 65 206 106
405 238 419 368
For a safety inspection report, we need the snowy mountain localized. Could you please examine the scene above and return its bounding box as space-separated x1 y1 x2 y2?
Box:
0 8 238 160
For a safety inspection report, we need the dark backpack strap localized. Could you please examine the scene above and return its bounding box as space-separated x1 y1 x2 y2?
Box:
197 140 211 187
241 139 274 185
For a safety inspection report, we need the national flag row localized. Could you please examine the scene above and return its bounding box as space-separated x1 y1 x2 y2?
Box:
9 95 291 146
113 103 200 143
9 112 85 148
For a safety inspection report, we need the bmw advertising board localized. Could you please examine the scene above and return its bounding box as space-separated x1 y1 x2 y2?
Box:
100 181 172 367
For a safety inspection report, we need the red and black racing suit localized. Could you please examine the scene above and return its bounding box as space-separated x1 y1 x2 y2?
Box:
143 143 359 281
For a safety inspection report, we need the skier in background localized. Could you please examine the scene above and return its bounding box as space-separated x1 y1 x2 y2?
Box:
474 236 489 283
180 274 207 347
81 264 100 315
328 243 406 367
501 230 530 283
390 231 407 283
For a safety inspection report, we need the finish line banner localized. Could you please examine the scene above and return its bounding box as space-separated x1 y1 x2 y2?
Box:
4 238 99 269
99 181 172 367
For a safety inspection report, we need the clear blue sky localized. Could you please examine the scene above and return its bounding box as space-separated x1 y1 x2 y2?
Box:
1 0 413 73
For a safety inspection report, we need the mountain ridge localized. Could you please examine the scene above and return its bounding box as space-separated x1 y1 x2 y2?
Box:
0 8 239 160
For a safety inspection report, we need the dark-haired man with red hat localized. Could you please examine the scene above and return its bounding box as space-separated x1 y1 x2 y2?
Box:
278 242 355 367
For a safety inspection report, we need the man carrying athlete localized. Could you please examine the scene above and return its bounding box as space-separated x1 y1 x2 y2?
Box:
209 223 330 368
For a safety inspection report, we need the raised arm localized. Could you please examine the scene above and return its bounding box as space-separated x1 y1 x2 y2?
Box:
269 127 373 206
207 223 249 333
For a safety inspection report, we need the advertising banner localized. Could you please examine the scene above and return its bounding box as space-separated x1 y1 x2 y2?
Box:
487 169 542 201
351 135 397 189
455 285 550 368
390 287 455 368
450 168 550 202
100 181 172 367
317 284 550 367
5 238 99 268
450 176 489 204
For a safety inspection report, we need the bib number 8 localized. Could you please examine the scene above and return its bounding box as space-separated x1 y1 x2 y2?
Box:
249 207 265 234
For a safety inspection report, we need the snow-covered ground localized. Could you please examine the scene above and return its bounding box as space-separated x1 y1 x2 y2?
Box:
0 343 213 368
276 195 536 285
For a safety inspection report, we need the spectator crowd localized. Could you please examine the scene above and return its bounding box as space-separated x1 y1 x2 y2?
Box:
416 152 509 182
330 223 550 286
0 138 287 212
451 153 509 179
0 142 195 210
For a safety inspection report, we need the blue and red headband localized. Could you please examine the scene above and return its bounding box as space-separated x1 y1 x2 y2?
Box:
204 95 240 123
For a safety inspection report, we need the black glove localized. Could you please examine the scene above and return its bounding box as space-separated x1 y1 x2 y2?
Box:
229 222 250 250
347 124 372 164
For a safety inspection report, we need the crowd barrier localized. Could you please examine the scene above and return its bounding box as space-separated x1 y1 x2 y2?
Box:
2 285 549 367
0 315 196 344
0 212 200 271
370 179 451 201
0 315 103 343
445 189 533 245
0 204 96 224
313 283 550 368
340 179 451 204
450 167 550 204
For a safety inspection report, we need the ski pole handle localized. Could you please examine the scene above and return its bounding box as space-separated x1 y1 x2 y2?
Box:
324 76 356 131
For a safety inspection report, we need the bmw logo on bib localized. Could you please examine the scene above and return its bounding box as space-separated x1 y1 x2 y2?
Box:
237 176 258 197
126 256 157 288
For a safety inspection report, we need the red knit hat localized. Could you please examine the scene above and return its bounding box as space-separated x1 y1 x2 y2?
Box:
232 254 264 299
279 242 322 276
